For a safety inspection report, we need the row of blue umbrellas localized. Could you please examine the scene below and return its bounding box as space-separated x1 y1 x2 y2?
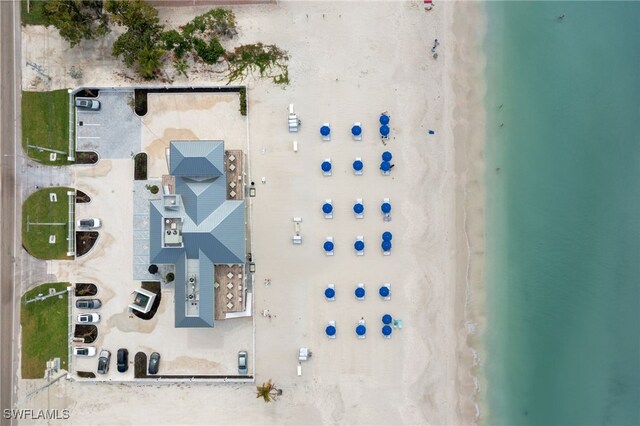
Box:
380 114 390 138
322 200 391 215
322 158 392 173
380 151 393 172
319 118 389 139
323 233 393 252
324 315 394 337
325 285 390 299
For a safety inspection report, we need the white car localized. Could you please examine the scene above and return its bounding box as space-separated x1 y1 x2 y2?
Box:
77 218 101 229
74 346 96 357
77 313 100 324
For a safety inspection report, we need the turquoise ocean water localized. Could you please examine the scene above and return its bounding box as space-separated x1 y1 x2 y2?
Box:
484 2 640 425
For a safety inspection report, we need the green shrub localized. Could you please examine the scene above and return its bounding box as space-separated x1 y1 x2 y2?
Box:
192 37 224 65
166 272 175 282
239 87 247 116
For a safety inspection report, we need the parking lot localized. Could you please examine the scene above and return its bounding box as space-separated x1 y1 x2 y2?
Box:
56 88 253 380
75 89 142 159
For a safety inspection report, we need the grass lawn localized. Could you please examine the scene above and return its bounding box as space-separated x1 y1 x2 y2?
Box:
22 90 73 165
22 187 75 260
21 283 69 379
21 0 50 26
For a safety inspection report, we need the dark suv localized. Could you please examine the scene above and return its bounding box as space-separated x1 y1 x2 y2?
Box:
117 348 128 373
148 352 160 375
76 299 101 309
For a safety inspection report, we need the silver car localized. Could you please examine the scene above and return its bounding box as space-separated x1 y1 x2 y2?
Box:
238 351 248 375
76 98 101 110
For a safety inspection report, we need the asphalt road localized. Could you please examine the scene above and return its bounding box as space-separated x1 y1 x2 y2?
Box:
1 1 19 424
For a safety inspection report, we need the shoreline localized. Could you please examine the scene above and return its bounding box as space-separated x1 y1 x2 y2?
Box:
446 1 488 424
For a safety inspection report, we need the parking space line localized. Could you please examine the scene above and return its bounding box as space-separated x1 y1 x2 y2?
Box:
79 123 101 126
77 136 101 140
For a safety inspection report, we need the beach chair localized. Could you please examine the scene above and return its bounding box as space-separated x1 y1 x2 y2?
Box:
382 198 392 222
357 319 366 339
353 157 364 176
327 321 337 339
352 122 362 141
355 283 365 300
288 104 299 133
322 158 332 176
325 284 336 301
355 236 364 256
324 237 334 256
379 283 391 300
320 123 331 141
354 198 364 219
322 199 333 219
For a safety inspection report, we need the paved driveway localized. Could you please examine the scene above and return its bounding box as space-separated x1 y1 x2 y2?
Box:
76 89 141 159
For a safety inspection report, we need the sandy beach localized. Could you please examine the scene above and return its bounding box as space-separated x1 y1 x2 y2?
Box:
17 1 487 424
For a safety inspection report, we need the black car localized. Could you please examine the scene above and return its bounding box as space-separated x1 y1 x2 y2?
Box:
76 299 101 309
97 350 111 374
148 352 160 375
117 348 128 373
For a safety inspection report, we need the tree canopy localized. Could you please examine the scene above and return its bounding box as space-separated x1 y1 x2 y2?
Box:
106 0 164 79
42 0 109 47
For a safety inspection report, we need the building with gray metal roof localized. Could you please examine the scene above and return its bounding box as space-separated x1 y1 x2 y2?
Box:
149 141 245 327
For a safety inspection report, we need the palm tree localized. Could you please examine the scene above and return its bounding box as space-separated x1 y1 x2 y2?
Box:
256 380 282 403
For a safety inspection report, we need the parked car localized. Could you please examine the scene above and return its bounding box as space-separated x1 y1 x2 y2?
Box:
238 350 248 375
77 313 100 324
77 218 101 229
148 352 160 375
73 346 96 357
75 299 101 309
75 98 101 110
97 350 110 374
117 348 128 373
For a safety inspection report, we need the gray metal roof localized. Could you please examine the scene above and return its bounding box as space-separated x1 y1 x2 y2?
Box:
148 140 245 329
174 252 215 328
170 141 224 177
175 176 226 225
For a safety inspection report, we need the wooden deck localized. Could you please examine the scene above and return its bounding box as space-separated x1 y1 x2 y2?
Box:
214 264 245 320
225 150 243 200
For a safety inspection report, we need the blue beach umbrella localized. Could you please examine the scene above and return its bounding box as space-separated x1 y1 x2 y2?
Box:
353 160 363 171
356 324 367 336
322 203 333 214
351 125 362 136
381 202 391 213
353 203 364 214
354 240 365 251
382 231 393 241
325 287 335 299
355 287 365 298
382 325 392 336
324 241 334 252
326 325 336 336
321 161 332 172
381 240 392 251
380 125 390 136
379 286 390 298
380 114 390 125
320 125 331 136
380 161 391 172
382 151 392 162
382 314 393 324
